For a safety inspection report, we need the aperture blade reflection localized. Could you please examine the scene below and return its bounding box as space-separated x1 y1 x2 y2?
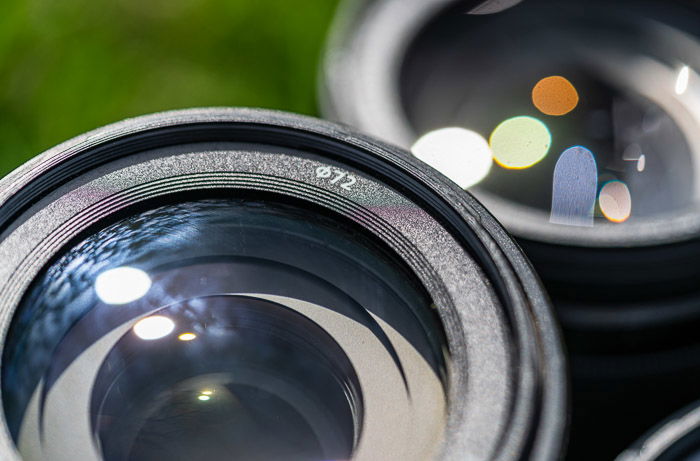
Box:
550 146 598 227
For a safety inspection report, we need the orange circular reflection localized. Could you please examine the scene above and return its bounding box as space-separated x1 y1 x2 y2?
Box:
599 181 632 223
532 76 579 116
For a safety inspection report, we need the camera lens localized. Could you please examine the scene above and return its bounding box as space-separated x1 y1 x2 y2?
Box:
0 109 565 460
617 401 700 461
323 0 700 457
325 0 700 236
402 0 700 235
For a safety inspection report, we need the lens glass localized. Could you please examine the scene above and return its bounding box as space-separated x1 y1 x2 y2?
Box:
404 0 700 229
3 197 446 461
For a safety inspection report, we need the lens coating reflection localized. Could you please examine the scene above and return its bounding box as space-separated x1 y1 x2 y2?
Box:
96 297 356 461
599 180 632 223
490 116 551 169
132 315 175 341
95 267 151 305
412 127 492 188
676 65 690 95
399 0 700 230
532 76 579 116
3 199 447 461
550 146 598 227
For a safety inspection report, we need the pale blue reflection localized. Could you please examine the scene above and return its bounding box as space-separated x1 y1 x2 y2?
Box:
550 146 598 227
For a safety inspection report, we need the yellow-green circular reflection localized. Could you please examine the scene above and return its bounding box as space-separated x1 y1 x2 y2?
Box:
489 116 552 169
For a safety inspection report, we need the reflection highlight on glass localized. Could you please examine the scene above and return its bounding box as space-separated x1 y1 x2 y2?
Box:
599 180 632 223
637 155 646 173
550 146 598 227
133 315 175 340
532 76 579 116
178 332 197 341
94 266 151 305
622 143 646 172
676 65 690 96
411 127 493 188
490 116 551 169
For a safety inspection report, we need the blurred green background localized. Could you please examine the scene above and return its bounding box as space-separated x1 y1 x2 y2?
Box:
0 0 339 177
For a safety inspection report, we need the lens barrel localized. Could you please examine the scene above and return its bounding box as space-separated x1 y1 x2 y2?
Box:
0 108 565 460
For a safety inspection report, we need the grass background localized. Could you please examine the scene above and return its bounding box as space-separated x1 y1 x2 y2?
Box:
0 0 339 177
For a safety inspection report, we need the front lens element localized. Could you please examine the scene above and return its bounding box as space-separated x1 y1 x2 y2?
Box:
400 0 700 233
3 198 445 461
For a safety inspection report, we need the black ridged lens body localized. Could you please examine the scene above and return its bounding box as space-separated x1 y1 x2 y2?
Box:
0 109 565 461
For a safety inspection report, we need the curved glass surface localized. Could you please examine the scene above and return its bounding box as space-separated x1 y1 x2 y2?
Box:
2 197 446 461
404 0 700 229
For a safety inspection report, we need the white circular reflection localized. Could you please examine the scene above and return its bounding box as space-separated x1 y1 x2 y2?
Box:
411 127 493 189
676 65 690 95
599 181 632 223
637 154 646 172
133 315 175 340
95 266 152 305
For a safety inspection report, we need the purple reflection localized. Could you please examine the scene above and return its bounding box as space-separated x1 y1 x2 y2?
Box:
550 146 598 227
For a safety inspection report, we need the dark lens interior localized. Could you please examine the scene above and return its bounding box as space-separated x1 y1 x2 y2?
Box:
3 197 445 461
92 296 356 461
402 0 700 227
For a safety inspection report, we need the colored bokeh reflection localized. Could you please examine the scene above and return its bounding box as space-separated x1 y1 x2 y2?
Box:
599 181 632 223
490 116 552 169
550 146 598 227
532 76 579 116
412 127 493 188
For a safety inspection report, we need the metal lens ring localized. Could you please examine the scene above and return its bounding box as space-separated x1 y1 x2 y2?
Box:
617 400 700 461
0 109 565 460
